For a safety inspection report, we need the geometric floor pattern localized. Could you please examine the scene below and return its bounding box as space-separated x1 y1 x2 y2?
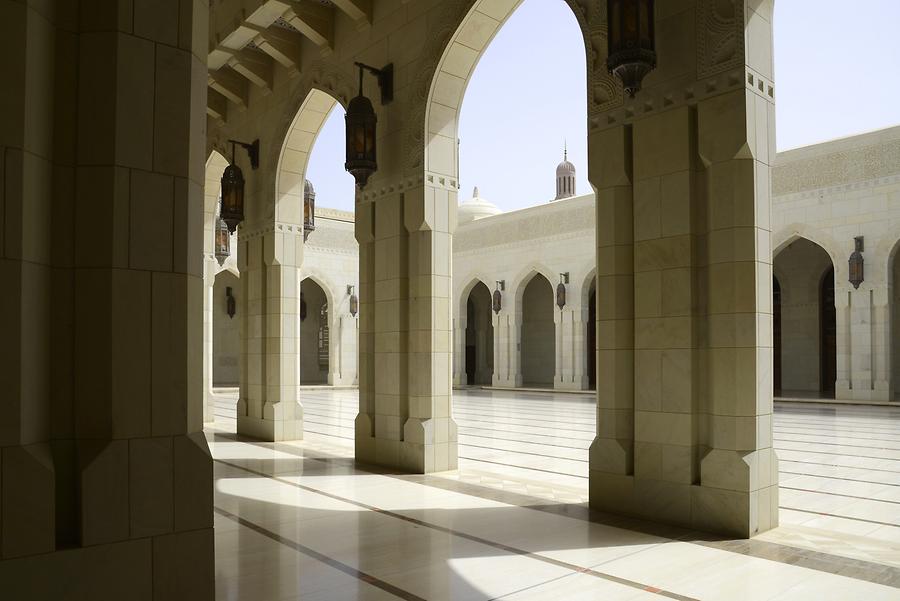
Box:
208 388 900 600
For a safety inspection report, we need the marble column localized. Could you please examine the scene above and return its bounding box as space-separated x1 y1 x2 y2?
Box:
452 315 468 386
354 181 457 473
839 285 893 402
202 256 218 422
492 311 522 387
236 224 304 441
836 288 852 398
0 0 214 596
873 288 893 400
588 0 779 538
556 303 589 390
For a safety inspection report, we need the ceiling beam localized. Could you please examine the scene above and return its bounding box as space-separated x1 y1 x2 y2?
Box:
252 25 304 72
207 88 229 122
281 3 333 52
208 67 248 108
331 0 371 28
226 48 274 92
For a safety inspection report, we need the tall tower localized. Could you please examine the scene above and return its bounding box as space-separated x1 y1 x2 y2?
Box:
555 144 576 200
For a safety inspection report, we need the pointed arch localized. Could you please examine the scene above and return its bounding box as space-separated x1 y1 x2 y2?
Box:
275 88 344 226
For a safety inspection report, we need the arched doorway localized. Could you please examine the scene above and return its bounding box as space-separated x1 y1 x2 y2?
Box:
587 279 597 390
521 274 555 388
465 282 494 385
773 238 836 397
299 278 330 385
212 271 240 387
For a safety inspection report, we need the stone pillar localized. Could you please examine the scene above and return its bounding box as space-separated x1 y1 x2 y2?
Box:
236 224 303 440
354 181 457 473
452 315 467 386
588 0 778 538
589 125 636 502
873 288 893 400
840 286 892 402
0 1 214 597
836 288 852 398
202 257 218 422
492 311 521 387
556 304 588 390
475 320 492 385
334 313 358 386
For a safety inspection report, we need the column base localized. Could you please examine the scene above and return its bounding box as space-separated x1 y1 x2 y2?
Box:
236 415 303 441
590 448 780 538
355 415 458 473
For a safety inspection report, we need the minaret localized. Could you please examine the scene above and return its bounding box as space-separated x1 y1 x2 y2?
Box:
555 144 576 200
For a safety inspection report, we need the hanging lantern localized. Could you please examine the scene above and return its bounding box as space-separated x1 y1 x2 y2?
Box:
303 179 316 242
345 62 393 188
220 163 244 234
556 272 569 310
300 292 307 322
607 0 657 98
220 139 259 233
348 285 359 318
848 236 865 289
214 215 230 266
492 280 505 315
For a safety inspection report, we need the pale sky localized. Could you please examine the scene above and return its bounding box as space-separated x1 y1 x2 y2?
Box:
306 0 900 214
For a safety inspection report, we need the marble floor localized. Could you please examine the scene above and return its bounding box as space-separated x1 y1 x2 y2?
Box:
209 389 900 600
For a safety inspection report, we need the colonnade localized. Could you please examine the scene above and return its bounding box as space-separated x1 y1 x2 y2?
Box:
453 275 596 391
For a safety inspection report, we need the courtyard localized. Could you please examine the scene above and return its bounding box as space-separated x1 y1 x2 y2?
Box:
209 389 900 600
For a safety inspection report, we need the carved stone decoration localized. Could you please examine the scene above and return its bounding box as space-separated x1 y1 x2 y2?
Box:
404 0 470 173
697 0 744 79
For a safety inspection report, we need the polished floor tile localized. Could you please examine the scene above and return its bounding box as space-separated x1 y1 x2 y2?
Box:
209 389 900 600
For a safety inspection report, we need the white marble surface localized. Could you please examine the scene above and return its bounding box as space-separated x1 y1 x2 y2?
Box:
209 390 900 600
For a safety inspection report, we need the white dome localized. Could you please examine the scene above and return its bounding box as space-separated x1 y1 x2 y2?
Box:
458 186 502 225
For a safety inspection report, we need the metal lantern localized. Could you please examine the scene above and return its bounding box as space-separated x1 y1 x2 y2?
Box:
849 236 865 289
607 0 657 98
220 139 259 233
300 292 307 322
220 163 245 234
214 215 230 266
303 179 316 242
556 272 569 310
345 72 378 188
345 62 393 188
492 280 505 315
348 285 359 318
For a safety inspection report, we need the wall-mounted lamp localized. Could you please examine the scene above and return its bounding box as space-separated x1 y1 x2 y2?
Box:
304 179 316 242
849 236 865 289
215 212 230 266
225 286 236 319
557 272 570 310
348 285 359 318
493 280 505 315
220 139 259 233
345 62 393 188
607 0 657 98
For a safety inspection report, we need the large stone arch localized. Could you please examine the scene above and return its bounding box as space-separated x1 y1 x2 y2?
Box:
422 0 591 184
275 88 345 226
